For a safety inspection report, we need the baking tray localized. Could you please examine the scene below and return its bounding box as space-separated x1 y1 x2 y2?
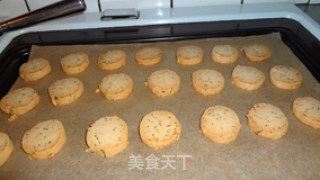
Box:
0 33 319 179
1 18 320 100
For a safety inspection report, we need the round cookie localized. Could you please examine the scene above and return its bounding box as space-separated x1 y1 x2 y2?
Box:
200 106 241 144
231 65 265 91
0 87 40 122
0 132 14 167
135 47 162 65
211 45 238 64
19 58 51 81
247 103 289 139
98 73 133 100
177 45 203 65
86 115 129 158
269 65 303 90
192 69 225 95
241 44 271 61
98 49 126 70
48 78 84 106
139 110 181 150
61 52 89 74
22 120 66 160
146 69 180 97
292 97 320 129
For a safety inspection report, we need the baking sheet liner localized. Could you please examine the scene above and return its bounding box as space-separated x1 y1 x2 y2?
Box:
0 33 320 179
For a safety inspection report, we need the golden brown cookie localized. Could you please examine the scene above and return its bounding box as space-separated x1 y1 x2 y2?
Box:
135 47 162 65
0 132 14 167
269 65 303 90
231 65 265 91
211 45 238 64
247 103 288 139
19 58 51 81
192 69 225 95
242 44 271 61
48 78 84 106
97 73 133 100
201 106 241 144
22 120 66 160
0 87 40 122
86 115 129 158
292 97 320 128
98 49 126 70
139 110 181 150
177 45 203 65
146 69 180 97
61 52 89 74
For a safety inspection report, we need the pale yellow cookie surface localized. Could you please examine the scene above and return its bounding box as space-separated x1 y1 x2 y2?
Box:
135 47 162 65
86 115 128 158
269 65 303 90
242 44 271 61
201 106 241 144
0 87 40 122
48 78 84 106
177 45 203 65
61 52 89 74
247 103 288 139
211 45 238 64
98 73 133 100
140 110 181 150
19 58 51 81
293 97 320 128
192 69 225 95
0 132 14 167
231 65 265 91
146 69 180 97
22 120 66 160
98 49 126 70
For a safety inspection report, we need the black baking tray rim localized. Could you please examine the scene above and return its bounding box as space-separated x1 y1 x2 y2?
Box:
0 17 319 99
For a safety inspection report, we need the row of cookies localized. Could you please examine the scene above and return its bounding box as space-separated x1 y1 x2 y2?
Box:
19 43 271 83
1 97 319 166
0 59 303 121
0 63 304 122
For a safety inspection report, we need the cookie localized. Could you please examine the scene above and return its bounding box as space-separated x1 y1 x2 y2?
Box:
146 69 180 97
19 58 51 81
139 110 181 149
177 45 203 65
98 49 126 70
292 97 320 129
0 132 14 167
22 120 66 160
247 103 289 139
200 106 241 144
269 65 303 90
192 69 225 95
97 73 133 100
61 52 89 74
48 78 84 106
241 44 271 61
211 45 238 64
231 65 265 91
135 47 162 65
86 115 128 158
0 87 40 122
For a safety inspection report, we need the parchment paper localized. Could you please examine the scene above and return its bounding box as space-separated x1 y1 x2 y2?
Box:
1 33 320 180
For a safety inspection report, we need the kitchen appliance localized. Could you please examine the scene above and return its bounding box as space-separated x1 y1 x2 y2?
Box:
0 2 319 98
0 2 319 179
